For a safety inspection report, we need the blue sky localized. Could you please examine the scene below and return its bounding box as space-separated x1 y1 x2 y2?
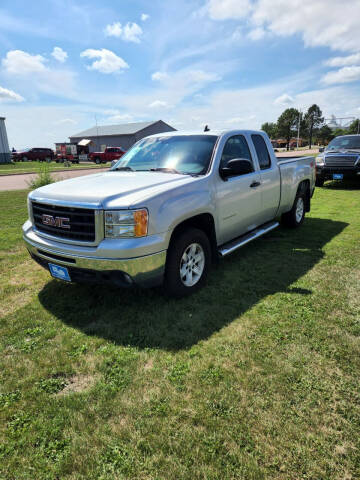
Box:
0 0 360 148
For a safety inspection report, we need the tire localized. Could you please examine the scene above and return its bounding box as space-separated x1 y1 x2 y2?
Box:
281 187 306 228
95 157 101 164
164 228 211 298
315 177 324 187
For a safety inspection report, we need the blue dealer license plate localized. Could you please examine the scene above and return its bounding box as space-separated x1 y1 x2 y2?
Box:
333 173 343 180
49 263 71 282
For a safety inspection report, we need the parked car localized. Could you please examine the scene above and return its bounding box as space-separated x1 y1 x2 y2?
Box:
89 147 125 164
12 148 55 162
315 134 360 186
23 130 315 297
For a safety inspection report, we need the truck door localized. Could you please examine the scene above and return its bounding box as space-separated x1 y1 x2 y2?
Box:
216 134 263 244
251 134 281 223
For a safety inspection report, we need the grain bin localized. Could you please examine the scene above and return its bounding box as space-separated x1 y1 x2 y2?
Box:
0 117 10 163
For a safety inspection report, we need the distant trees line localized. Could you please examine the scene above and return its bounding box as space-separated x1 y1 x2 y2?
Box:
261 104 360 150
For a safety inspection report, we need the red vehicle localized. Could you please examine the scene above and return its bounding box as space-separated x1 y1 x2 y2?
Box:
12 147 55 162
89 147 126 164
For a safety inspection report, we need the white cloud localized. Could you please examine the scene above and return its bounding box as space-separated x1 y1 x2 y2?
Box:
322 66 360 85
123 22 143 43
2 50 46 74
207 0 252 20
104 21 143 43
325 52 360 67
107 113 134 123
151 71 169 81
148 100 168 108
104 22 122 37
51 47 68 63
188 70 221 83
141 13 149 22
247 27 265 41
274 93 294 106
0 86 24 102
56 118 77 125
1 49 76 98
80 48 129 74
207 0 360 53
251 0 360 52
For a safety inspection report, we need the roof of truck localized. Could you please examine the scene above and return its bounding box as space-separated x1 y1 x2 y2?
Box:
145 129 264 138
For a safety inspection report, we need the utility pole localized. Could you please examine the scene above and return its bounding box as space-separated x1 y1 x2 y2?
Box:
296 110 302 150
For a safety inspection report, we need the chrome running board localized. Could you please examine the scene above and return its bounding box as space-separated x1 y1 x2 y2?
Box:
218 221 279 257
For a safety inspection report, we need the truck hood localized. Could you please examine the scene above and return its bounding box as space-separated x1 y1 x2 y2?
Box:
30 171 196 208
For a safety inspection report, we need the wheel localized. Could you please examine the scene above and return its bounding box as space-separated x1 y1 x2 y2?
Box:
164 228 211 298
95 157 101 164
281 188 306 228
315 177 324 187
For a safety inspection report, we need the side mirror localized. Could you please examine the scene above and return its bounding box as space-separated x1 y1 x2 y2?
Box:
219 158 253 179
319 147 324 153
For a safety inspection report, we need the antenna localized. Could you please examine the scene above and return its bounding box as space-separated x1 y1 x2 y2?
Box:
95 114 99 151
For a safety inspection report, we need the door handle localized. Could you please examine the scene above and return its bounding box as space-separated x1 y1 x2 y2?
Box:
250 181 261 188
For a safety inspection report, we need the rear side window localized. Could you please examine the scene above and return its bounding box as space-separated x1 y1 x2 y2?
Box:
252 134 271 170
220 135 253 169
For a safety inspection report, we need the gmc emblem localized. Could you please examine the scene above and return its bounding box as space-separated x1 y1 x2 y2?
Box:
42 214 70 229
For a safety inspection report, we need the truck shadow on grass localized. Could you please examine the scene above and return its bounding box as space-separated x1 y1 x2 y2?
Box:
324 179 360 190
38 217 347 351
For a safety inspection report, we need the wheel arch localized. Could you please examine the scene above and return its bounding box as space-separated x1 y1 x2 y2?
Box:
297 179 310 212
168 213 218 262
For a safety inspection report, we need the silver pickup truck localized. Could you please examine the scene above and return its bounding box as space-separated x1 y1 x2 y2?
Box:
23 130 315 297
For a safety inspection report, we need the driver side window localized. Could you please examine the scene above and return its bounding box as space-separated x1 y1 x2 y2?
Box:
220 135 254 172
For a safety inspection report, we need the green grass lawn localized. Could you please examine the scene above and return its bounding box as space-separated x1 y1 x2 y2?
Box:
0 184 359 479
0 161 107 175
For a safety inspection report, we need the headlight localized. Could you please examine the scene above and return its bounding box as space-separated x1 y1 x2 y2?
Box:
104 209 148 238
315 156 324 165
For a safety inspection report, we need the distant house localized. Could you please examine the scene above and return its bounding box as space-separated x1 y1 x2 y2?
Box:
69 120 176 152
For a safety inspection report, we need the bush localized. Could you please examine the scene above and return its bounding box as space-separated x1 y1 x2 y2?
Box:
28 164 56 189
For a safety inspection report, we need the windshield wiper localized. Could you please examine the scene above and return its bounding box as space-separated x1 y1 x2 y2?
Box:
149 167 182 174
114 166 134 171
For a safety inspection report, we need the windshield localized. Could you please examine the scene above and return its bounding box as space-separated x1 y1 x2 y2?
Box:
326 135 360 151
111 135 218 175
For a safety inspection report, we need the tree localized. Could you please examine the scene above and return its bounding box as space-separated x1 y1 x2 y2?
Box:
303 104 324 149
276 108 300 150
332 128 346 138
261 122 278 139
316 125 333 145
348 119 360 134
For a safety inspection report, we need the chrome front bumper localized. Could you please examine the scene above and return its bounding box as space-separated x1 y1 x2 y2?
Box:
23 222 167 287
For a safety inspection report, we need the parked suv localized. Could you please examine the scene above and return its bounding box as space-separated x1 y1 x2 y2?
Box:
12 148 55 162
315 134 360 186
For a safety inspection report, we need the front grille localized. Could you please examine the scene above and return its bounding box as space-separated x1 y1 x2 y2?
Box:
32 202 95 242
324 155 358 167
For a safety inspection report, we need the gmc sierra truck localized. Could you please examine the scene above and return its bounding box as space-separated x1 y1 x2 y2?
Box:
315 134 360 186
23 130 315 297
